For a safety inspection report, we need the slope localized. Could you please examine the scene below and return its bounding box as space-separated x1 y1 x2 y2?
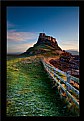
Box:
7 55 75 116
21 33 62 56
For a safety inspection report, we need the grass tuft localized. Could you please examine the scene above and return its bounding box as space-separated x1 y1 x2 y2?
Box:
6 55 77 116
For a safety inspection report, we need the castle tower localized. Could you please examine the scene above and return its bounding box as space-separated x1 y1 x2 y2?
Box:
39 33 45 38
51 37 56 43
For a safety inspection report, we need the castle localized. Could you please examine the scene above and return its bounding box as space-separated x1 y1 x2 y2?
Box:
23 32 62 56
35 33 61 50
39 33 56 43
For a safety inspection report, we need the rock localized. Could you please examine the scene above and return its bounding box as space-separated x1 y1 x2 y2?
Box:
36 33 62 50
21 33 62 56
29 51 33 55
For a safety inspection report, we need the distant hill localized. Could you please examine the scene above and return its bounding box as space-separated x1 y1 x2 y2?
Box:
21 33 79 57
7 52 22 56
21 33 62 56
65 50 79 55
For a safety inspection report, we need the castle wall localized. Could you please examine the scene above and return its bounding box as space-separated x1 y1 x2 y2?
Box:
39 33 45 37
39 33 56 43
45 36 51 40
51 37 56 43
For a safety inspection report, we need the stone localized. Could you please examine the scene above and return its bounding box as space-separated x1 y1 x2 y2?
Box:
21 33 62 56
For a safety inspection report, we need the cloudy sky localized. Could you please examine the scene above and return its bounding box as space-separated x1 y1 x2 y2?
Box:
7 7 79 54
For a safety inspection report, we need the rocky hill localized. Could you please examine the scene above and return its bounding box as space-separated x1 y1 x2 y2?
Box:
35 33 62 50
21 33 62 56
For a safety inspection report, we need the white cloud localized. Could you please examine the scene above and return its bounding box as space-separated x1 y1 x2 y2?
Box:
7 27 38 53
57 39 79 52
7 30 38 42
7 43 35 53
59 42 79 51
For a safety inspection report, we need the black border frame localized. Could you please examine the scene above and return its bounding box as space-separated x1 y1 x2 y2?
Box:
1 1 83 121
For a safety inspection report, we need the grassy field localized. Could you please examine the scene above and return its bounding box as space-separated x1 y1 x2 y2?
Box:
6 55 75 116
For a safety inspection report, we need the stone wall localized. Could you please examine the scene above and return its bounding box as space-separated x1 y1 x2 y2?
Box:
39 33 56 43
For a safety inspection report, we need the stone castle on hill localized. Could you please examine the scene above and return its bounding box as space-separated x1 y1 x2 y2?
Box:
38 33 56 43
22 32 62 56
36 33 61 50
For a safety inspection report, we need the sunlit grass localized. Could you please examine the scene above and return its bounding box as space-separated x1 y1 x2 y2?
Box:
6 55 76 116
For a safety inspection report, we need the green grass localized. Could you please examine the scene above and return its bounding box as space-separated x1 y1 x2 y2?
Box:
7 56 76 116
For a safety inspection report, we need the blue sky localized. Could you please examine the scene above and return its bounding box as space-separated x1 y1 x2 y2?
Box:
7 7 79 53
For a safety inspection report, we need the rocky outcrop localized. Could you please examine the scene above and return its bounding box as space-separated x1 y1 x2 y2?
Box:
22 33 62 56
35 33 62 50
49 54 79 78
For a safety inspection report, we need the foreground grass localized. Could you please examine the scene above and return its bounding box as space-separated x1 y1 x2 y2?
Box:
7 56 75 116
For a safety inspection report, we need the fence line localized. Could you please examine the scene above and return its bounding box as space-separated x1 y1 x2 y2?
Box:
41 59 79 109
